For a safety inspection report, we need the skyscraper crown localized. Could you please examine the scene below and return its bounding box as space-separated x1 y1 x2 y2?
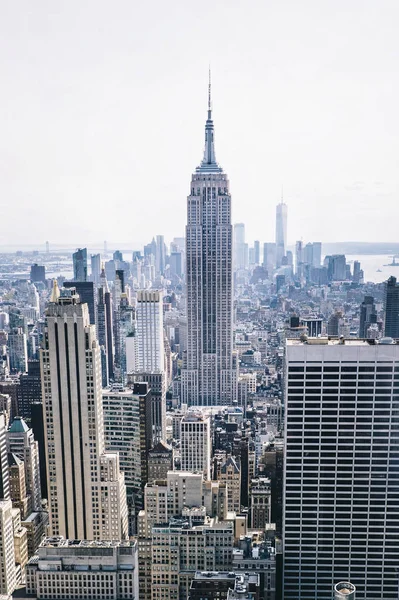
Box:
196 70 223 174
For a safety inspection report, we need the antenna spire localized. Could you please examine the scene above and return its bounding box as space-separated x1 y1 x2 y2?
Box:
208 66 212 115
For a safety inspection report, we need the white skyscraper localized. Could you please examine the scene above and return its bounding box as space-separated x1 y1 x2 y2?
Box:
40 284 128 541
135 290 164 372
284 337 399 600
180 412 211 480
275 198 287 267
181 75 235 406
0 499 16 596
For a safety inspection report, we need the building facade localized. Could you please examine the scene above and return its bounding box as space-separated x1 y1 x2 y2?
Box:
40 285 128 541
284 337 399 599
180 413 211 480
181 80 235 406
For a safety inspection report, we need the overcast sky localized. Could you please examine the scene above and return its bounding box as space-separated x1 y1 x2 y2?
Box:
1 0 398 249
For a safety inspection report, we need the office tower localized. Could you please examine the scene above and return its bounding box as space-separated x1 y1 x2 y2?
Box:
384 276 399 338
30 264 46 284
295 240 303 279
98 266 114 382
327 254 347 281
102 385 141 531
312 242 322 267
275 198 287 267
219 455 241 512
303 242 313 266
6 416 42 513
302 318 323 337
40 285 128 540
147 441 173 484
169 251 183 280
182 78 235 406
327 311 343 336
180 412 211 479
234 223 248 270
26 537 139 600
64 281 96 324
114 294 134 380
0 499 16 595
0 414 10 499
254 240 260 266
0 380 19 424
113 250 123 263
130 371 166 444
353 260 361 283
30 402 47 500
18 360 42 421
90 253 101 285
135 290 164 372
72 247 87 281
155 235 166 275
359 296 377 338
8 327 28 373
284 337 399 599
263 242 276 276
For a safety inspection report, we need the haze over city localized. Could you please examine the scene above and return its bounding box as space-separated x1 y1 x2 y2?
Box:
1 0 399 246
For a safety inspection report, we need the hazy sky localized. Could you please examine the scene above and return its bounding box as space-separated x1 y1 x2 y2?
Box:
1 0 398 249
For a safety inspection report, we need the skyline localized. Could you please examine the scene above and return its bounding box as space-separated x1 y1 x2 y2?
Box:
1 0 399 245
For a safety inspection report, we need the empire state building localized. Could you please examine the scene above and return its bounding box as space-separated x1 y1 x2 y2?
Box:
181 77 236 406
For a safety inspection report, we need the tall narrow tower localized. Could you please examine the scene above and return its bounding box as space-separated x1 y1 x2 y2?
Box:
275 194 287 268
182 74 235 406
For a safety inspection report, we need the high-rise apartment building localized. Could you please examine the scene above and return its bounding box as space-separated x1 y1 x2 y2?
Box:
40 285 128 541
181 78 235 406
72 247 87 281
135 290 164 372
180 412 211 479
384 276 399 338
284 337 399 599
155 235 166 276
275 199 287 267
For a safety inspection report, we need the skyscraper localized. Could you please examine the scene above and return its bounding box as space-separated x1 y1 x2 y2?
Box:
254 240 260 266
135 290 164 372
40 284 128 541
90 253 101 285
234 223 248 270
181 75 235 406
384 276 399 338
284 337 399 599
72 247 87 282
180 412 211 480
359 295 377 338
275 198 287 267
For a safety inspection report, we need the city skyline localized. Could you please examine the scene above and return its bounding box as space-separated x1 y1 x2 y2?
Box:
1 1 399 245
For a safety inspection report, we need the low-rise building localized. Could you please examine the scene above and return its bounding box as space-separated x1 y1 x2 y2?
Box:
26 536 139 600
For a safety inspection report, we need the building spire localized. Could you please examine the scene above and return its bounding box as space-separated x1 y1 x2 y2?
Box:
196 69 222 174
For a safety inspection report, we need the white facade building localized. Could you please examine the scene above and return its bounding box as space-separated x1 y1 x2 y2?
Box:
181 78 236 406
180 413 211 480
0 499 16 596
135 290 164 372
40 285 128 541
26 536 139 600
284 337 399 600
275 200 287 267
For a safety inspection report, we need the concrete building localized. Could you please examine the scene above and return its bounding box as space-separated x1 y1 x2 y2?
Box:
189 571 260 600
30 264 46 284
249 478 271 530
284 337 399 599
0 499 16 596
0 413 10 500
26 536 139 600
180 412 211 479
18 359 42 421
147 441 173 484
7 416 41 514
40 285 128 541
151 517 234 600
359 296 377 338
219 455 241 513
181 79 235 406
